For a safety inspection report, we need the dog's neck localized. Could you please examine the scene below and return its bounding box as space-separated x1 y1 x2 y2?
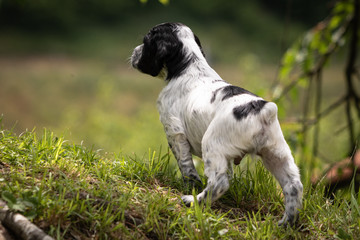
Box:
186 58 221 79
162 57 221 82
163 27 221 82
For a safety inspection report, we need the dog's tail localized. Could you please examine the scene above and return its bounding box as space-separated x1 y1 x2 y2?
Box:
260 101 278 125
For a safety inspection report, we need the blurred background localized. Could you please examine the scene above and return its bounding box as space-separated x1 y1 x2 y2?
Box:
0 0 342 162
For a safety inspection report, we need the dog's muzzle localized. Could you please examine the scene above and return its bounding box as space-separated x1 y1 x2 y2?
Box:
131 44 143 69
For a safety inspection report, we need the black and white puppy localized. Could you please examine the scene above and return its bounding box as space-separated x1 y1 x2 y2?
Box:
131 22 303 226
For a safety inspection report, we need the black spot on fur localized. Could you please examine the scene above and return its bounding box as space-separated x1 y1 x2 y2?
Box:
212 79 225 84
202 189 209 201
290 186 298 197
287 214 295 225
204 160 211 169
136 22 196 80
221 86 256 101
210 87 225 103
210 174 229 200
233 100 267 121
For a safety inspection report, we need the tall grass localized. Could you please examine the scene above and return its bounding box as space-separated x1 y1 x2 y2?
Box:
1 126 359 239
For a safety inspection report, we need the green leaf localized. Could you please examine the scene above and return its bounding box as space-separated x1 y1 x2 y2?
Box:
298 77 309 88
11 203 26 212
318 41 329 54
283 49 296 66
22 198 37 209
337 227 352 240
159 0 169 5
279 65 292 81
329 15 342 30
1 191 17 205
302 54 314 73
289 88 299 102
309 31 321 50
351 192 360 215
24 209 38 220
139 0 169 4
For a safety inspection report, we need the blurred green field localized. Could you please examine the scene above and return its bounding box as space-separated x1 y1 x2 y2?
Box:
0 56 165 154
0 0 352 175
0 53 348 170
0 55 274 154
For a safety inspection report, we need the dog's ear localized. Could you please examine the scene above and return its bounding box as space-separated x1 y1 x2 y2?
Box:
136 34 167 77
137 32 185 79
194 34 205 57
157 37 189 80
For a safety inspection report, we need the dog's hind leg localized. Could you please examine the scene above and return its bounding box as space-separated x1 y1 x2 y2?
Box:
182 152 230 206
181 119 233 205
259 122 303 226
168 133 202 188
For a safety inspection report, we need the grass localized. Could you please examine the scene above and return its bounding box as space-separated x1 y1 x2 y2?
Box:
1 125 360 239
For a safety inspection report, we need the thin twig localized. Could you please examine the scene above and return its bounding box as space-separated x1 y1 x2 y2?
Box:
300 74 313 153
355 68 360 82
345 97 355 150
302 95 347 127
311 70 323 168
344 0 359 155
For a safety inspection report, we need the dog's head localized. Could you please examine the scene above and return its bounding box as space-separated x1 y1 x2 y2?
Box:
131 22 205 80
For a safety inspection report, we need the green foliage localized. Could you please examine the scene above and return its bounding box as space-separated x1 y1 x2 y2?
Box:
1 190 40 219
273 0 358 177
276 0 353 97
140 0 170 5
1 127 360 239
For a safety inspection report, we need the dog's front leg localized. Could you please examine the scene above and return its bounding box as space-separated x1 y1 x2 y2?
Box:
168 133 202 189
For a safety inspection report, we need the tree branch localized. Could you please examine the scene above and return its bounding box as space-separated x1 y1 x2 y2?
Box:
0 201 53 240
302 95 347 127
344 0 360 154
300 74 313 153
311 70 323 167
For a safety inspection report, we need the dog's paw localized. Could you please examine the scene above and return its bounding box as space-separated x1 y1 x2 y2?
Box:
183 177 203 193
181 195 195 207
278 214 297 227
